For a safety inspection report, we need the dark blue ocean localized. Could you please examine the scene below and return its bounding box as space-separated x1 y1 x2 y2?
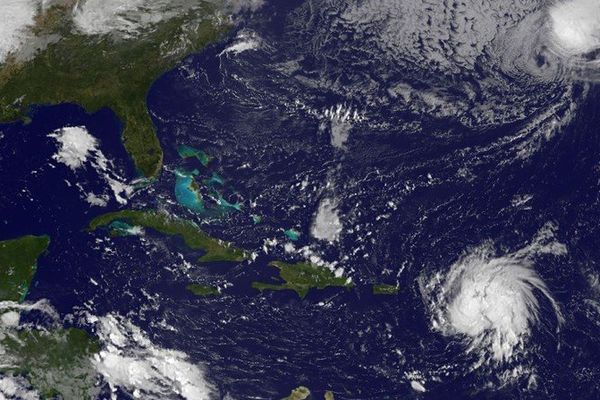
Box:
2 1 600 399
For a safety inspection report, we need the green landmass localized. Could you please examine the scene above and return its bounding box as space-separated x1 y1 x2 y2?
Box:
187 283 220 297
0 235 99 398
89 209 248 263
283 386 312 400
0 2 230 177
282 387 335 400
0 235 50 302
1 328 99 400
372 284 399 295
252 261 354 299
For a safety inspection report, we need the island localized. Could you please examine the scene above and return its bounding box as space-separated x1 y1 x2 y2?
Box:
89 209 248 263
178 144 212 166
187 283 221 297
284 228 301 241
0 235 50 302
0 1 229 177
372 284 399 295
282 386 335 400
0 234 99 399
252 261 354 299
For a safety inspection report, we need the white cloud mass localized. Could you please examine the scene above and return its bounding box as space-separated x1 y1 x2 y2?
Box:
0 0 37 64
91 314 217 400
549 0 600 54
421 223 566 365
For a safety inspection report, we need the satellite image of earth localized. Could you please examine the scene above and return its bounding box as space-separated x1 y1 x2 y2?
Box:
1 0 600 399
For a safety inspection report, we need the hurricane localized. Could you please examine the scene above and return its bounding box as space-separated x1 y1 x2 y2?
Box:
421 224 567 366
550 0 600 55
497 0 600 83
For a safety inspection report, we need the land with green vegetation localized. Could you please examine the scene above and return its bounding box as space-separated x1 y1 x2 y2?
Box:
0 235 50 302
0 2 230 177
252 261 354 299
187 283 220 297
89 209 248 263
282 386 335 400
1 328 100 400
0 235 99 399
283 387 311 400
372 284 399 295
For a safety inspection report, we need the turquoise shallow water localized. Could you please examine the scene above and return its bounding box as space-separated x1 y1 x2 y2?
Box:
284 229 300 241
204 173 225 186
109 221 135 235
173 151 242 216
177 144 211 166
217 195 242 212
174 169 205 213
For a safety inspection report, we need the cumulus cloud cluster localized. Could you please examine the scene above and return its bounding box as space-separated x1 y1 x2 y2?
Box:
90 314 216 400
49 126 99 170
340 0 540 74
311 197 343 243
0 375 39 400
49 126 133 206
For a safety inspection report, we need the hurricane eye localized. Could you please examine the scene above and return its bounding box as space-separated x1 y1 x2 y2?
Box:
535 53 547 68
